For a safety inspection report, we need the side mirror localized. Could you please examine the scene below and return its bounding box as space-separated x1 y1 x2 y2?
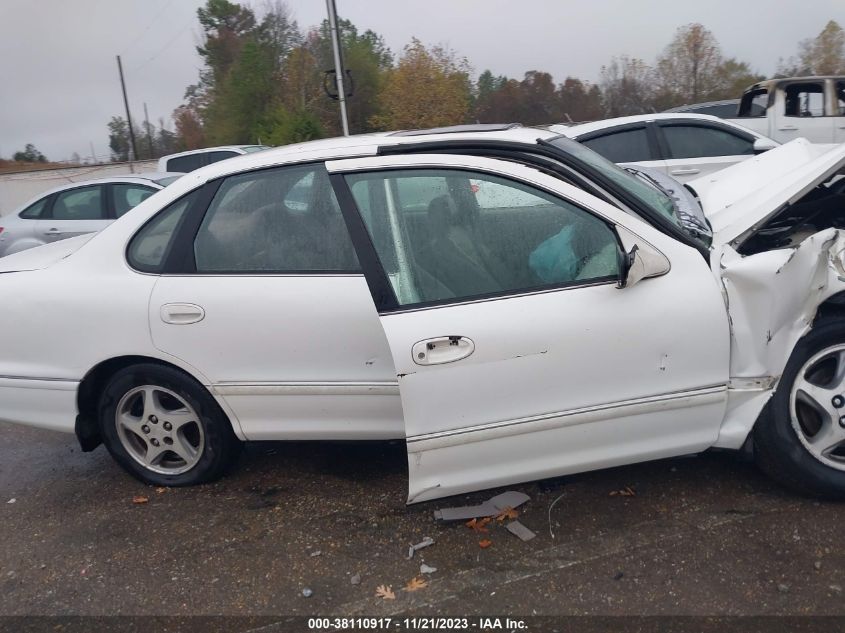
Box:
753 138 778 154
616 226 671 289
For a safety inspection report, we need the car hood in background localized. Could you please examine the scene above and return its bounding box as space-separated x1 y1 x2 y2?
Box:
688 139 845 247
0 234 94 273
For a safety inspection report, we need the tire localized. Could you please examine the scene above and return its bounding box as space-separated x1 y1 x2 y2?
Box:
98 363 240 486
755 319 845 498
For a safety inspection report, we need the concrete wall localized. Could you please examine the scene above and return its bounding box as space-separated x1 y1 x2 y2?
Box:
0 160 158 216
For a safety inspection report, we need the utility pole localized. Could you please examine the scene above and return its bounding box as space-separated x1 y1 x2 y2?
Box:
143 102 154 159
116 55 138 167
325 0 349 136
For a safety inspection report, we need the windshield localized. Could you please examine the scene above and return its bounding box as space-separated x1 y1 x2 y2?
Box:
546 135 704 245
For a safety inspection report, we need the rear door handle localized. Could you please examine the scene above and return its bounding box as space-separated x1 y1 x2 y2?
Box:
44 228 63 236
778 125 799 131
412 336 475 366
160 303 205 325
670 168 700 176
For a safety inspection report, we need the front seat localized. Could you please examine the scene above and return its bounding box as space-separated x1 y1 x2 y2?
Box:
415 194 509 298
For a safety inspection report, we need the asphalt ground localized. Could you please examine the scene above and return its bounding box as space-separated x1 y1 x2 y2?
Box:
2 421 845 629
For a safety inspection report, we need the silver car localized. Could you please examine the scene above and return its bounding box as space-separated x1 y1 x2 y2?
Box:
0 173 181 257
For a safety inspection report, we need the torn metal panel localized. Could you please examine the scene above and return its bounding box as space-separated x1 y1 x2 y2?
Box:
433 491 530 522
713 228 845 447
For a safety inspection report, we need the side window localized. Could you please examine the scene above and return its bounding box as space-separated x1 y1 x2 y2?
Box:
52 185 105 220
113 184 156 218
345 169 620 307
836 81 845 116
580 127 653 164
18 197 49 219
738 89 768 117
785 83 826 117
205 151 239 165
193 164 360 273
662 125 754 158
127 190 198 273
166 155 205 173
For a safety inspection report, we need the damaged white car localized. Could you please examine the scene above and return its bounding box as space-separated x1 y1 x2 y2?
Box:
1 125 844 504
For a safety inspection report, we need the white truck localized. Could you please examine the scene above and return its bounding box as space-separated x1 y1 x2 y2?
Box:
727 76 845 144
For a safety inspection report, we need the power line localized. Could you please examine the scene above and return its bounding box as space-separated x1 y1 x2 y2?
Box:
128 24 191 73
119 0 175 56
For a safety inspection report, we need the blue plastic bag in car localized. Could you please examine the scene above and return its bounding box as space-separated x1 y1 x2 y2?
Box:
528 226 578 284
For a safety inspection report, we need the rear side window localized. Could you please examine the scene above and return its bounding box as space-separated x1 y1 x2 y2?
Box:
19 197 48 219
127 190 198 273
52 185 105 220
193 164 359 273
785 82 826 117
580 127 653 164
836 81 845 116
693 103 738 118
113 184 156 217
166 154 205 173
205 151 239 165
662 125 754 158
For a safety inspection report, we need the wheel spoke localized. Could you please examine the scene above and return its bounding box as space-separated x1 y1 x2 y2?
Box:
796 382 839 420
117 411 144 435
170 433 198 465
165 408 195 432
141 387 163 421
143 442 167 467
809 419 845 455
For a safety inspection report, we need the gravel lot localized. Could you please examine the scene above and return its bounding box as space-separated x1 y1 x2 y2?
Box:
2 421 845 627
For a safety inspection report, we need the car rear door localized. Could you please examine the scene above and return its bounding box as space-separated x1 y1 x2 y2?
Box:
577 125 669 175
327 154 731 503
772 80 834 143
39 184 110 243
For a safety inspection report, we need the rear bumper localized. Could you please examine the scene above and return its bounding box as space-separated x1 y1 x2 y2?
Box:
0 376 78 433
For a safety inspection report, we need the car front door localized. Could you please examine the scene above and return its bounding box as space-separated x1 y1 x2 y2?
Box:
657 122 757 182
39 184 110 243
328 154 731 503
145 163 401 441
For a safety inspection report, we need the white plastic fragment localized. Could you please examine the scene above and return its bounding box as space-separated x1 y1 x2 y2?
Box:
505 520 536 542
419 563 437 575
433 491 530 522
406 536 435 559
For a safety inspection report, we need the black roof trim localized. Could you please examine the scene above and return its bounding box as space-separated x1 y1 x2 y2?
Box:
388 123 522 137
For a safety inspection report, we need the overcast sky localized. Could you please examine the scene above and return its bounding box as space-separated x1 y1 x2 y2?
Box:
0 0 841 162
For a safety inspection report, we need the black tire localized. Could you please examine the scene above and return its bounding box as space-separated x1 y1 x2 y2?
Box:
755 319 845 498
98 363 240 486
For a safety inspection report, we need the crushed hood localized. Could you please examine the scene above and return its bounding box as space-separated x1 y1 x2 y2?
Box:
0 234 94 273
688 139 845 247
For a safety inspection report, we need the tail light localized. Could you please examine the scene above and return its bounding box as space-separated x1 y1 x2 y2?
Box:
0 227 4 235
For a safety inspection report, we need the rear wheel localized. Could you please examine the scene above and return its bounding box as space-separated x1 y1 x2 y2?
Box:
755 320 845 498
98 363 239 486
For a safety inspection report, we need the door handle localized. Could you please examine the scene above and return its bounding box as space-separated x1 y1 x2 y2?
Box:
670 168 700 176
160 303 205 325
412 336 475 366
44 228 63 236
778 125 799 131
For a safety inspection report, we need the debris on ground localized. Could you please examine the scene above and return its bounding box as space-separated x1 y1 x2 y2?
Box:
496 507 519 522
505 520 536 542
350 573 361 585
814 561 822 570
404 576 427 592
613 572 624 581
419 563 437 575
155 487 167 494
309 550 322 557
406 536 434 559
609 486 636 497
132 496 149 505
465 517 491 533
301 587 313 598
6 498 15 504
548 492 566 540
433 491 530 521
375 584 396 600
478 539 493 549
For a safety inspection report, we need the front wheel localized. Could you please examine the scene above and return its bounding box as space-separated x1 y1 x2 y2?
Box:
755 320 845 498
98 363 240 486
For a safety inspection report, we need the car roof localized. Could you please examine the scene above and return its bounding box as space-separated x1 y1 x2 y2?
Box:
663 99 740 113
183 126 559 182
158 145 267 161
554 113 736 138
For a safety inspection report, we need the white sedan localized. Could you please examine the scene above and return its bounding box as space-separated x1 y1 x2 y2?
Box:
1 125 844 504
552 113 779 183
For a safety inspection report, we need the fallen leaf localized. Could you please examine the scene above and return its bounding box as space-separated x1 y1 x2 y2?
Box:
478 539 493 549
495 507 519 522
155 487 167 494
465 517 491 533
132 496 149 505
609 486 636 497
404 576 428 592
375 585 395 600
